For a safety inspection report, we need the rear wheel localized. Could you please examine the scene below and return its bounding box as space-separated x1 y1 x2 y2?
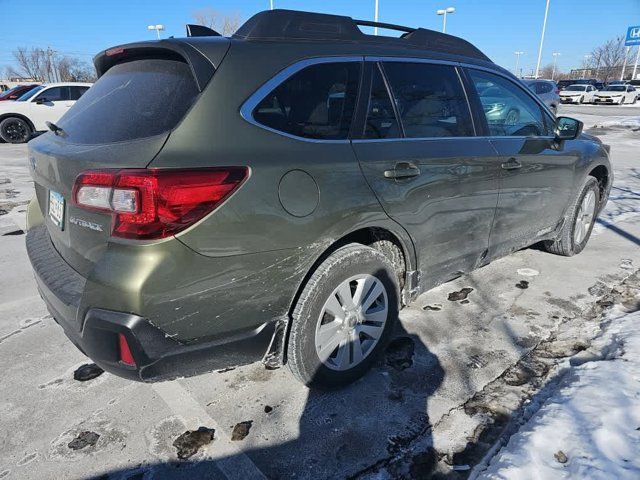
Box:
0 117 32 143
543 176 599 257
287 244 399 388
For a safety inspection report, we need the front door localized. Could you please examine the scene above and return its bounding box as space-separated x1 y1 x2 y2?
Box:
29 86 74 130
352 61 500 290
464 68 577 259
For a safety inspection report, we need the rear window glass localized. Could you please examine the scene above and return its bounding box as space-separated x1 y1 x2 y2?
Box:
59 59 198 144
252 62 361 140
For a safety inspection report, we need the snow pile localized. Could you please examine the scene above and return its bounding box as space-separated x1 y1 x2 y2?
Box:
479 309 640 480
592 116 640 130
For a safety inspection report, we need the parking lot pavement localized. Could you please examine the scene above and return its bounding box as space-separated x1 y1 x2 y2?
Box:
1 105 639 480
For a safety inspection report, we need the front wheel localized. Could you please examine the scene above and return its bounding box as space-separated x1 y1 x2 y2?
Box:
579 96 585 104
543 177 600 257
287 244 400 388
0 117 32 143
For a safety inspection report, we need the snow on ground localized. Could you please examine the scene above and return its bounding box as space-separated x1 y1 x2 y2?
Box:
592 116 640 129
479 306 640 480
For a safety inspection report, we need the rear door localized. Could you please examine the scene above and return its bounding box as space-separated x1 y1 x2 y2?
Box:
352 60 500 288
464 68 577 259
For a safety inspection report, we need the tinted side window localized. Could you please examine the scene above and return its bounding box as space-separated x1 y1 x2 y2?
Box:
468 69 550 137
364 65 401 139
253 62 361 140
537 82 552 94
382 62 473 138
69 86 89 100
36 87 68 102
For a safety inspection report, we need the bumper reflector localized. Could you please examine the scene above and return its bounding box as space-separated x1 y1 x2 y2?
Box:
118 333 136 366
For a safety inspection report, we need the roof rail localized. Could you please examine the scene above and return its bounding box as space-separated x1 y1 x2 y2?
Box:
186 24 222 37
233 9 490 62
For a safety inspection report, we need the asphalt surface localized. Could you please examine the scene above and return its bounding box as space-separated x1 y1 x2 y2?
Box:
0 104 639 480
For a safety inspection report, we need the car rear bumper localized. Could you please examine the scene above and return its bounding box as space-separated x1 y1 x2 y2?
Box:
26 225 275 381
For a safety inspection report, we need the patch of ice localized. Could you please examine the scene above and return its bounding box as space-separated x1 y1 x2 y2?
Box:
516 268 539 277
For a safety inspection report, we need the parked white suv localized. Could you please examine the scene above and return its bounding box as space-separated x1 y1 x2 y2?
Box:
0 82 92 143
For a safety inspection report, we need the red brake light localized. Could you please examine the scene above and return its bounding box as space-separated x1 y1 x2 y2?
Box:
73 167 248 239
118 333 136 366
106 47 125 57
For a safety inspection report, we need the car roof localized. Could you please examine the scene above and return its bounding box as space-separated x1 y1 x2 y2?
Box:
39 82 93 87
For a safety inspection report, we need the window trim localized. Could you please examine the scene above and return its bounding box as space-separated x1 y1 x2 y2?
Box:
239 56 364 144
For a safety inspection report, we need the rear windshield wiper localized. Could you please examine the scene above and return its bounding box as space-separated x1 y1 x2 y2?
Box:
46 121 67 137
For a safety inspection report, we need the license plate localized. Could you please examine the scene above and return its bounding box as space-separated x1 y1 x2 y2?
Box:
49 190 65 230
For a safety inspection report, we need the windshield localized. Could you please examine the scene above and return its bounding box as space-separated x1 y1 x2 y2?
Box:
17 85 44 101
565 85 586 91
604 86 626 92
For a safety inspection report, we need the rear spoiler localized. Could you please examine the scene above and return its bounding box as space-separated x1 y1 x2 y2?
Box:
93 40 221 92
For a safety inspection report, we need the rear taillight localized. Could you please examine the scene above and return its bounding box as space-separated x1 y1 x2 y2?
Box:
73 167 248 239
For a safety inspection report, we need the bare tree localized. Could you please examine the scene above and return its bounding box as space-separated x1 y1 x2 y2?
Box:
588 36 626 82
57 56 96 82
538 63 555 79
192 7 241 36
8 47 96 83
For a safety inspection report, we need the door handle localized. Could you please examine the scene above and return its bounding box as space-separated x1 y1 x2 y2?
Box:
501 158 522 170
384 162 421 179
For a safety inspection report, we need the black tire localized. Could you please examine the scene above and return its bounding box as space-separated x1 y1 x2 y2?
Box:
0 117 32 144
579 96 584 104
543 176 600 257
287 243 400 388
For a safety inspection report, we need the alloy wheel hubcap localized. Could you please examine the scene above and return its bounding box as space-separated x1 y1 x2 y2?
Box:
314 274 388 371
574 190 596 245
3 121 28 142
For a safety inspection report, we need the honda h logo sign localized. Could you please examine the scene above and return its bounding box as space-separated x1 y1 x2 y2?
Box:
626 26 640 45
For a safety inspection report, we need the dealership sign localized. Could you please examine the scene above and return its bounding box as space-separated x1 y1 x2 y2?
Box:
626 26 640 46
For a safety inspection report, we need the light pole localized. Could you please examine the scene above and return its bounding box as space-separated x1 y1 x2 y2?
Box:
621 46 631 81
535 0 551 79
514 51 524 77
147 24 165 39
551 52 560 80
270 0 274 10
436 7 455 34
633 46 640 81
374 0 379 36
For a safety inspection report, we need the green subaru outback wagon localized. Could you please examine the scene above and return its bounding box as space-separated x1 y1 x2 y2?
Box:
26 10 611 388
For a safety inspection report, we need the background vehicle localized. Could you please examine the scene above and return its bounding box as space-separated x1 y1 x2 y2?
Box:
25 10 611 388
523 79 560 113
557 79 597 90
0 84 39 101
593 84 637 104
0 82 91 143
559 84 597 104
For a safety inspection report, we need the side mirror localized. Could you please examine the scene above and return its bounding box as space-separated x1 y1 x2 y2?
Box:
554 116 583 141
35 98 47 104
